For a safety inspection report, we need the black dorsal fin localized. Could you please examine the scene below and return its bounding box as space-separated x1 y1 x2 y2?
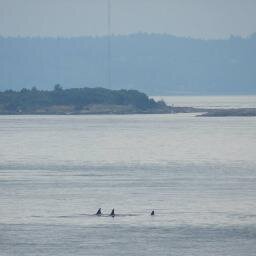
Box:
110 208 115 216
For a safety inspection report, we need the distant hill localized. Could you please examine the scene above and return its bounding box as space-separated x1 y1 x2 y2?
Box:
0 33 256 95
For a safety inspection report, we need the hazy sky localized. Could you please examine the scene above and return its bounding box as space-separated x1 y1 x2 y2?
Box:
0 0 256 39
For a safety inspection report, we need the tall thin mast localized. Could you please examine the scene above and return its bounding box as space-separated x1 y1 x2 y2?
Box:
107 0 112 89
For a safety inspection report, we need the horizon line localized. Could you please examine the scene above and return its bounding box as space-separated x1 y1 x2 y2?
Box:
0 32 256 41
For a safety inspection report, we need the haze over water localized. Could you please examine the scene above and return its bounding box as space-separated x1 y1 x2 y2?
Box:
0 96 256 256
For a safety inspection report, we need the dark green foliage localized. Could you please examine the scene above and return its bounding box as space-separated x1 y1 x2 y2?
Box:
0 86 165 112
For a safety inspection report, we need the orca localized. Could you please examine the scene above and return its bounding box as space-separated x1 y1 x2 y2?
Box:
151 210 155 216
96 208 102 215
110 208 115 217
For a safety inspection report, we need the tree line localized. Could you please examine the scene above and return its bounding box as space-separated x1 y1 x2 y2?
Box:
0 85 165 112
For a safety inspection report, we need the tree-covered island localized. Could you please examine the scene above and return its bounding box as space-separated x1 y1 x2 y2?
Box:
1 86 255 116
0 86 175 115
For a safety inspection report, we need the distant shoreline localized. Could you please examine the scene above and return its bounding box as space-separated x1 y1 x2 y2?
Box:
1 87 256 117
1 106 256 117
1 34 256 95
198 108 256 117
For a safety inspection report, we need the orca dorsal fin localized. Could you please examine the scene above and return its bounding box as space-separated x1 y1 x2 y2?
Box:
151 210 155 216
96 208 102 215
110 208 115 216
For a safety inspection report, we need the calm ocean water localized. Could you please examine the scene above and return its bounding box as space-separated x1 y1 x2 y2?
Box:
0 96 256 256
153 95 256 109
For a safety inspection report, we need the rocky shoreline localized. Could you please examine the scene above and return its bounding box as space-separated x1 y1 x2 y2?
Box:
1 104 255 116
199 108 256 117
